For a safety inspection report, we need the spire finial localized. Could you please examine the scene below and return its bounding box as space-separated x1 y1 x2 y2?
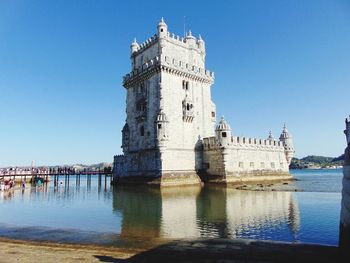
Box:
188 30 192 36
161 17 164 23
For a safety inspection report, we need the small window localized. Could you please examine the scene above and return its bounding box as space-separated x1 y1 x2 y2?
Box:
158 124 162 129
140 126 144 136
161 28 163 32
187 103 190 111
250 162 254 168
211 111 216 117
239 162 244 168
261 162 265 168
271 162 275 169
182 80 189 90
280 163 284 168
222 132 227 138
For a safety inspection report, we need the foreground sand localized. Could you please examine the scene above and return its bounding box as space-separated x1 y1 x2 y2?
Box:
0 237 341 263
0 238 137 263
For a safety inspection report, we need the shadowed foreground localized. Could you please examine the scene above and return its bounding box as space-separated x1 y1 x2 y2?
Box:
0 237 341 263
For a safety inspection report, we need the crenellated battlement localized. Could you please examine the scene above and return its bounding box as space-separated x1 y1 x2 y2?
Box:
114 154 125 161
203 136 284 150
131 30 205 57
123 55 214 86
132 34 158 55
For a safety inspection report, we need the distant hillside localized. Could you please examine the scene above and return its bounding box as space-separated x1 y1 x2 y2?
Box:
290 155 344 169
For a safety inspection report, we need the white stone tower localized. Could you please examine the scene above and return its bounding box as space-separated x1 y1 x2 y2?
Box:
116 18 216 184
279 125 294 164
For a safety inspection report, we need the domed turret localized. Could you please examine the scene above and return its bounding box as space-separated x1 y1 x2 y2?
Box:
130 38 139 55
185 30 196 47
197 34 205 53
279 124 294 164
157 17 168 38
215 116 232 146
267 131 274 141
155 109 169 144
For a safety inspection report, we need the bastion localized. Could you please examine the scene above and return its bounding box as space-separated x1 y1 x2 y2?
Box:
112 18 294 186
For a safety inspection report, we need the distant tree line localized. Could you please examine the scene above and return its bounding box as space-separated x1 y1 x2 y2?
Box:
290 155 344 169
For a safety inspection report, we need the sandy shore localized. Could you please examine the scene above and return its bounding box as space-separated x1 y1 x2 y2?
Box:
0 237 340 263
0 237 139 263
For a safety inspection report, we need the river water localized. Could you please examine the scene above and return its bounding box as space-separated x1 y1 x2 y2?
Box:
0 169 342 247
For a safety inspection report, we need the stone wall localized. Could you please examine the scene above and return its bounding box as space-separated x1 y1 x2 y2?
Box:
202 136 290 183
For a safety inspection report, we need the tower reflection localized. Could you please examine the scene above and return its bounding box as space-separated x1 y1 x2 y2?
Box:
112 186 300 242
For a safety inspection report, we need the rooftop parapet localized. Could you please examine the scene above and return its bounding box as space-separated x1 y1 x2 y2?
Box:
114 154 125 160
203 136 284 150
131 34 158 55
131 18 206 57
123 55 214 86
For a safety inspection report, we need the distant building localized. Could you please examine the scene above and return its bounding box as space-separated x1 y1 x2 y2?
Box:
113 18 294 186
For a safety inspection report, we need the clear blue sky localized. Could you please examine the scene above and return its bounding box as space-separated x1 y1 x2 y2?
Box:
0 0 349 166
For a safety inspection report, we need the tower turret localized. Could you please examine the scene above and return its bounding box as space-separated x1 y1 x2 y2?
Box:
197 34 205 54
157 17 168 38
130 38 139 55
185 30 196 47
155 110 169 146
215 116 232 147
279 124 294 164
267 131 274 141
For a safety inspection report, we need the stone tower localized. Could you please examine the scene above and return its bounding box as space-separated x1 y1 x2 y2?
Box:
116 18 216 185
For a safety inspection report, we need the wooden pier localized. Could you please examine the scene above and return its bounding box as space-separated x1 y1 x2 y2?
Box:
0 169 113 186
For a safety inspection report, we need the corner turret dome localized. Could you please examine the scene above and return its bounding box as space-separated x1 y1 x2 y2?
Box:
279 124 291 140
158 17 167 27
157 17 168 37
130 38 139 54
198 34 204 43
156 110 168 122
267 131 274 140
216 116 231 131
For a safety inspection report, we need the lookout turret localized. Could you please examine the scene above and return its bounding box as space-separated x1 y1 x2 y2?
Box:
157 17 168 38
279 124 294 164
130 38 139 55
216 116 232 147
197 35 205 54
267 131 274 141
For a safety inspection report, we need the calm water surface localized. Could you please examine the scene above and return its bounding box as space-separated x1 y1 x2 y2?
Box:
0 169 342 247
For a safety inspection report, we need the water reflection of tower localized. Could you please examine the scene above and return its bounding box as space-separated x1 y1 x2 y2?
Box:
196 187 300 241
112 186 202 239
112 187 162 238
112 186 300 242
160 186 201 238
196 187 229 238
